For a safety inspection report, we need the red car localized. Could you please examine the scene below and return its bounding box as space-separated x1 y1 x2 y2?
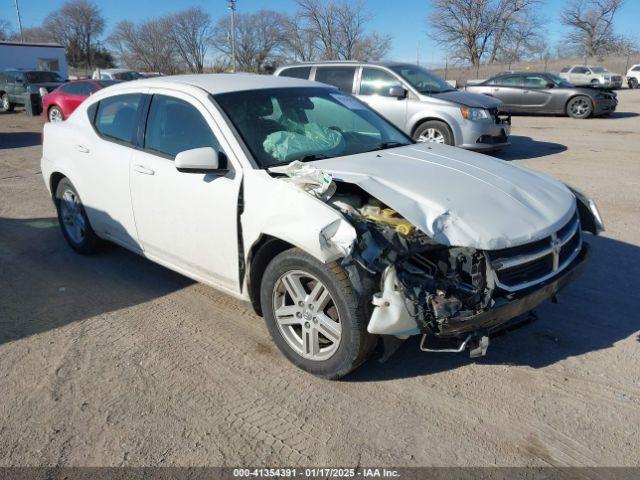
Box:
41 79 120 122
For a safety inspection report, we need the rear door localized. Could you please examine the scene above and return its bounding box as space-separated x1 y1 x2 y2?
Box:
81 92 146 250
355 66 408 130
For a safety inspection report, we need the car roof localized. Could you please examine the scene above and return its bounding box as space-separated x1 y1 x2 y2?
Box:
490 71 551 78
278 60 422 70
98 68 137 73
103 73 329 95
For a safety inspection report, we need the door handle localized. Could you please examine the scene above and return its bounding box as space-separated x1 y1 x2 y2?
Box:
133 164 155 175
75 144 90 153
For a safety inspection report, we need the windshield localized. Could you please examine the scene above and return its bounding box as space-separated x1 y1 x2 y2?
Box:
214 87 412 168
547 73 573 88
25 71 63 83
389 64 454 94
591 67 608 73
113 71 143 80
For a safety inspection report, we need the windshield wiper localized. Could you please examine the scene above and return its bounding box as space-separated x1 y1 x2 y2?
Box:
375 141 406 151
298 153 329 162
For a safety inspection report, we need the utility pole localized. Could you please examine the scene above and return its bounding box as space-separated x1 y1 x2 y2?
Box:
14 0 24 42
228 0 237 72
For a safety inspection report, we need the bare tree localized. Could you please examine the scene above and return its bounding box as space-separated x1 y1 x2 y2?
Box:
167 7 213 73
44 0 105 68
0 19 12 40
282 13 318 62
429 0 496 66
109 19 181 73
211 10 286 72
14 26 54 43
560 0 624 57
488 0 542 63
293 0 391 60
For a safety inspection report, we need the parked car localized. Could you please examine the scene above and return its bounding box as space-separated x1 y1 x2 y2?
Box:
559 65 623 89
92 68 143 81
41 74 603 378
626 64 640 89
0 69 65 115
466 71 618 119
41 79 120 122
274 61 511 151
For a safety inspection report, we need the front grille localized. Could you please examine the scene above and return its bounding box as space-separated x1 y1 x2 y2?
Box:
488 210 582 291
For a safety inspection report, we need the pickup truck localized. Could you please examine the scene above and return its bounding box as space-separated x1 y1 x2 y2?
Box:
559 65 623 89
0 69 66 115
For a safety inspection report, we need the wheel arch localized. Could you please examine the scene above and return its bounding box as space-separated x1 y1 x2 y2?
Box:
409 116 456 144
246 235 297 316
565 93 594 112
49 171 67 197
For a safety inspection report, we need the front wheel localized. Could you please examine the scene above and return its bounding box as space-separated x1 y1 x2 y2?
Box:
54 178 102 254
566 96 593 119
629 78 638 89
413 120 454 145
260 249 376 379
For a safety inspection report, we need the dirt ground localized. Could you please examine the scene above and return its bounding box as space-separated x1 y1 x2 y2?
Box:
1 91 639 467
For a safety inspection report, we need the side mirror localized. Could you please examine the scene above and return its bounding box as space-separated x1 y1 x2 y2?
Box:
175 147 227 173
388 86 407 98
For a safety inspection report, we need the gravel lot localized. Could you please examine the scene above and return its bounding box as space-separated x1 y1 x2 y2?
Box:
1 92 639 467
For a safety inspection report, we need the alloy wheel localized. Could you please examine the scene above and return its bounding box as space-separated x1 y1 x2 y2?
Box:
272 270 342 361
569 98 590 117
49 107 63 122
418 128 445 143
59 189 86 244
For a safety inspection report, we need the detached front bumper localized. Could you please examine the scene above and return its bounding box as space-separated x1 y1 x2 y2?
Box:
434 242 590 338
458 116 511 151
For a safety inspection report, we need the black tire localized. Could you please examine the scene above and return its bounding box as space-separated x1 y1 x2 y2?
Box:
54 178 102 254
260 248 377 379
412 120 454 145
1 93 14 112
566 96 593 119
629 78 638 89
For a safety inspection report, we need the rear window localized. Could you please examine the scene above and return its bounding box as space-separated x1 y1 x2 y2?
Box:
314 67 356 93
279 67 311 79
25 71 63 83
93 94 143 145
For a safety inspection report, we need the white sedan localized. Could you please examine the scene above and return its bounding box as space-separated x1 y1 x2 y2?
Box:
41 74 603 379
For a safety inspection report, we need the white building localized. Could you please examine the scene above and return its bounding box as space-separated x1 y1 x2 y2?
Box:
0 41 68 78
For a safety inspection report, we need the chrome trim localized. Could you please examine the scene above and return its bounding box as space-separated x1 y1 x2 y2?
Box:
492 215 583 292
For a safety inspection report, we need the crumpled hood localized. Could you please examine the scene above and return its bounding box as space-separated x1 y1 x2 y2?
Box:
302 144 576 250
429 90 503 109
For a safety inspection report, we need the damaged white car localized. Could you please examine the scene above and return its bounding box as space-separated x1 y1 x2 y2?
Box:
41 74 604 379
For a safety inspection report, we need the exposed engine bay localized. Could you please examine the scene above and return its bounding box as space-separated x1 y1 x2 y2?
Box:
328 181 494 338
277 160 496 340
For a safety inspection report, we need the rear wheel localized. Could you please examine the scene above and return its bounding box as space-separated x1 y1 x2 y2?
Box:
260 249 376 379
566 96 593 119
413 120 453 145
1 93 14 112
54 178 101 254
48 106 64 122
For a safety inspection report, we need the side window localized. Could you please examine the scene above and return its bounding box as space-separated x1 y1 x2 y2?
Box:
314 67 356 92
633 66 640 72
572 67 588 74
359 68 402 96
523 75 548 88
144 95 219 158
280 67 311 79
93 93 142 145
493 75 522 87
560 67 571 73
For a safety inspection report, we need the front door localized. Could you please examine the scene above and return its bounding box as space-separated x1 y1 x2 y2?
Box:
129 91 242 291
520 75 554 111
356 67 408 131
